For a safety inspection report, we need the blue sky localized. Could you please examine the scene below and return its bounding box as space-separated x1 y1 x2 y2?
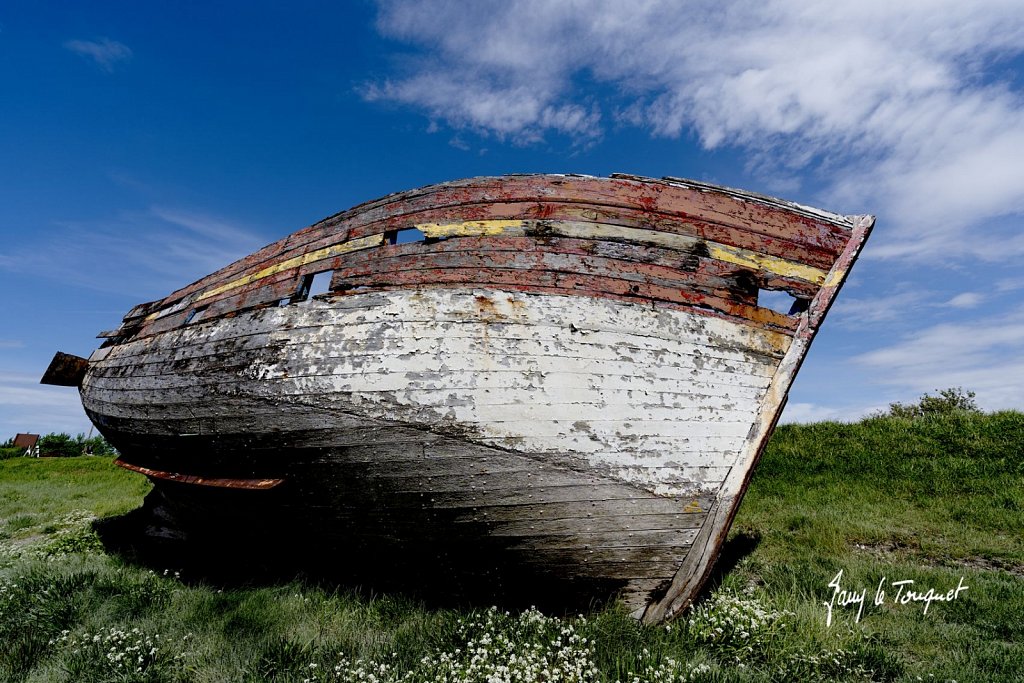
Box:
2 1 1023 438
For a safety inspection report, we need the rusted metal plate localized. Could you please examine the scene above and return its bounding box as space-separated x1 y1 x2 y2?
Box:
40 351 89 387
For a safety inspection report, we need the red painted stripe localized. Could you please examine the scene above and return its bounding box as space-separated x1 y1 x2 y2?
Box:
157 176 851 307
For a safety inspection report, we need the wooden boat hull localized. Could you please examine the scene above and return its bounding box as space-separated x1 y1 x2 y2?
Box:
62 174 872 621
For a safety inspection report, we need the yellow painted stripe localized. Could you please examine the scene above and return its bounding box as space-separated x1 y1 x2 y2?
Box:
148 219 826 318
707 244 826 285
194 234 385 303
823 267 846 288
416 219 827 285
417 220 523 237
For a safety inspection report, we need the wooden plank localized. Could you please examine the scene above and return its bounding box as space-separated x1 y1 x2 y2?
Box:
85 320 779 370
159 219 819 330
362 201 844 269
88 353 774 401
138 174 852 323
86 337 776 381
332 267 798 331
335 242 754 300
336 236 822 299
88 318 784 374
293 176 850 259
505 528 700 550
467 513 706 536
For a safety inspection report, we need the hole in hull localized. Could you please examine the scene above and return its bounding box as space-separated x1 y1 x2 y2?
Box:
757 289 808 315
292 271 334 305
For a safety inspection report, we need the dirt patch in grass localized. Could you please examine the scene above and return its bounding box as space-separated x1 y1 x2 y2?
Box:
852 541 1024 577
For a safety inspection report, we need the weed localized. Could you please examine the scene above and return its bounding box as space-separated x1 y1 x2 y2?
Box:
52 626 190 682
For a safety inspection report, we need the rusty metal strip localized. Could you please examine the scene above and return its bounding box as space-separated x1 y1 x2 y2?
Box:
114 458 284 490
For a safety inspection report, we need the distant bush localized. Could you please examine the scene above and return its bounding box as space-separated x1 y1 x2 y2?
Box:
1 437 28 459
39 433 80 458
37 432 117 458
79 434 117 457
0 447 24 460
882 387 980 419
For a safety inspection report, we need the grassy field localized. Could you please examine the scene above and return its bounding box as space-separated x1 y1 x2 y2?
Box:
1 411 1022 682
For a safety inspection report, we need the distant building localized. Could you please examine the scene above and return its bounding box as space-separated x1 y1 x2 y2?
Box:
13 433 40 457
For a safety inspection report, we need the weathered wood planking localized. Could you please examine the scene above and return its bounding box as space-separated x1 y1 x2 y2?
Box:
83 289 774 494
65 173 873 620
150 175 850 311
107 175 853 343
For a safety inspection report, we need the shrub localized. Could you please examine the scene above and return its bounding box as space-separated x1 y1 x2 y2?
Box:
81 434 117 456
883 387 980 419
1 437 30 459
39 433 80 458
36 432 118 458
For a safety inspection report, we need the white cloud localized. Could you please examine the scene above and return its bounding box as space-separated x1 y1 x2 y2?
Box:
780 402 845 424
63 37 132 71
0 207 266 299
830 290 930 325
369 0 1024 262
854 307 1024 410
997 277 1024 292
780 399 888 424
364 77 601 143
0 373 91 437
945 292 983 309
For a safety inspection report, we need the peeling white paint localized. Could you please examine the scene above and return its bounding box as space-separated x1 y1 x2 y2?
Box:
87 288 783 498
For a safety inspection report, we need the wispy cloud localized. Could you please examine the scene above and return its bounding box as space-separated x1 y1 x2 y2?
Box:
368 0 1024 263
0 340 24 349
64 37 132 72
997 277 1024 292
364 78 601 144
830 289 931 325
945 292 983 309
854 306 1024 410
0 207 267 299
0 373 91 437
780 401 887 424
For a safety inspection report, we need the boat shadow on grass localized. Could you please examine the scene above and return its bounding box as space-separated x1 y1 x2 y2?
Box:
94 497 763 618
694 528 763 602
92 501 626 616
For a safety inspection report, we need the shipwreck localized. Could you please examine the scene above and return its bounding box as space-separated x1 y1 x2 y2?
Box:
43 173 872 623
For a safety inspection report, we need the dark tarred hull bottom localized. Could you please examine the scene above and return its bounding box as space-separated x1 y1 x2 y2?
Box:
94 403 707 612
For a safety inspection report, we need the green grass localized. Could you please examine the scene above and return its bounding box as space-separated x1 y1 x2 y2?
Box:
1 412 1022 682
0 456 150 546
